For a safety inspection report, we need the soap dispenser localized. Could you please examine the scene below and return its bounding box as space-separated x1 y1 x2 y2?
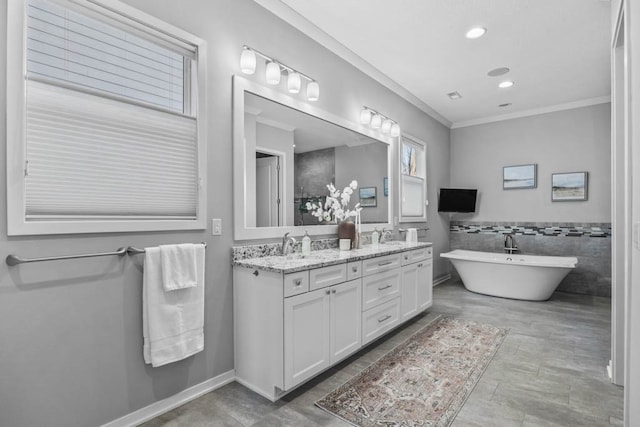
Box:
371 227 380 248
302 230 311 255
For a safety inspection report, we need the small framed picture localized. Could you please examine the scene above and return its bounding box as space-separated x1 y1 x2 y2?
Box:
359 187 377 207
552 172 588 201
503 164 537 189
383 177 388 197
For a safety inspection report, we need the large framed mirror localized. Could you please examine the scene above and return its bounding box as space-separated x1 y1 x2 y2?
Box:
233 75 394 240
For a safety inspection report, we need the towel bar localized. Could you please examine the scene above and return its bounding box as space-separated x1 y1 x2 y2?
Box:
6 243 207 266
6 247 128 266
398 228 429 233
127 242 207 255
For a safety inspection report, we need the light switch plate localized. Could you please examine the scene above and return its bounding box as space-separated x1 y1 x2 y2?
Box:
212 218 222 236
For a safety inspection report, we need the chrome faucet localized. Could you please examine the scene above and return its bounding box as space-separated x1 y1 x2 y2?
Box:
281 232 297 255
380 228 394 244
504 234 518 254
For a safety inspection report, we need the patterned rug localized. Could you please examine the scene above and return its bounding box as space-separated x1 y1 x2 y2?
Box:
315 316 508 427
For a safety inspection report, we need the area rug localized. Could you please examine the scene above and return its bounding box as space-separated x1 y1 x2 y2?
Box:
315 316 508 427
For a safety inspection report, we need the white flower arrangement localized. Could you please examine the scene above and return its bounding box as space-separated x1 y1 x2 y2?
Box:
306 180 362 223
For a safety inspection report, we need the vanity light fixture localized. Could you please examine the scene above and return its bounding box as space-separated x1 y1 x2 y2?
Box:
240 45 320 101
240 47 256 74
265 61 281 85
498 80 514 89
360 106 400 137
287 71 301 93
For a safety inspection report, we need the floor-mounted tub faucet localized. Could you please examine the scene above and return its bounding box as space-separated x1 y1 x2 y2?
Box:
504 234 518 254
281 232 297 255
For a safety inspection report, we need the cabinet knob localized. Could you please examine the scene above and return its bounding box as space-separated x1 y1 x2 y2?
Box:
404 255 409 260
332 289 336 294
294 279 301 286
253 270 259 276
352 266 358 273
325 290 331 295
418 263 423 268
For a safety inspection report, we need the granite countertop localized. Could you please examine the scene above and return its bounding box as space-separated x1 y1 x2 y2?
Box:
233 241 432 273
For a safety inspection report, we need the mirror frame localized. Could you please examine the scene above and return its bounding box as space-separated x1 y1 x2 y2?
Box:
233 75 394 240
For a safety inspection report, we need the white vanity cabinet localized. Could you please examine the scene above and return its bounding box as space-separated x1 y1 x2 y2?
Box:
401 247 433 321
284 279 361 389
233 243 433 402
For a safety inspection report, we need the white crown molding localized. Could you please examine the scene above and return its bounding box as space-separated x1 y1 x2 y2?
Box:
101 370 235 427
253 0 452 128
451 96 612 129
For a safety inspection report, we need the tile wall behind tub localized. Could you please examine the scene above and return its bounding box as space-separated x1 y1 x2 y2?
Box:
449 221 612 297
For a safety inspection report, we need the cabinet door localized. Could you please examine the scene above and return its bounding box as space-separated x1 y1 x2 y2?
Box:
330 280 362 363
401 263 419 321
284 289 331 390
417 259 433 311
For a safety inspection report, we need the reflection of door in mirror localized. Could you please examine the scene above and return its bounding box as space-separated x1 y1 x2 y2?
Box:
256 152 281 227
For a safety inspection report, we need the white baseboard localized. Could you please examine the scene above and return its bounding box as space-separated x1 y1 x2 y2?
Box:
102 369 235 427
433 274 451 287
607 360 612 380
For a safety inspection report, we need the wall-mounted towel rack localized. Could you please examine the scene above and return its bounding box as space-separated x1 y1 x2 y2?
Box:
127 243 207 255
398 228 429 233
6 247 128 266
6 243 207 266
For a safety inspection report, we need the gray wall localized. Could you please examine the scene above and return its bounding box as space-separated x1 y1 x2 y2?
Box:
335 143 389 224
450 103 611 223
0 1 450 426
448 104 612 296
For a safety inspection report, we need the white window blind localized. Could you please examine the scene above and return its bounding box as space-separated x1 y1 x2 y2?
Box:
25 80 198 219
16 0 203 227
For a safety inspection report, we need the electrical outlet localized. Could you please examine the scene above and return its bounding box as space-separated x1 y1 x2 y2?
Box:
211 218 222 236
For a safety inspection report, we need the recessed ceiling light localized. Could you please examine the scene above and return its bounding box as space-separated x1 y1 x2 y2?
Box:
465 27 487 39
498 103 512 108
498 80 514 89
488 67 510 77
447 91 462 100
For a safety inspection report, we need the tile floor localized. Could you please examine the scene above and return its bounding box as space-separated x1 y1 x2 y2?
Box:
143 280 624 426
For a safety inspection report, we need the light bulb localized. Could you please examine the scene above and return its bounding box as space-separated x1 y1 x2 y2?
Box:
307 81 319 101
288 72 301 93
381 119 393 134
371 114 383 129
498 80 514 89
390 123 400 137
265 61 281 85
360 109 372 124
240 48 256 74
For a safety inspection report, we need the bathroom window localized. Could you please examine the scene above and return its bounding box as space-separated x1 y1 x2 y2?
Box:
6 0 207 235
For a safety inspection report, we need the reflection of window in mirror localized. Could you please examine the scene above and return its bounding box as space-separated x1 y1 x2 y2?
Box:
399 136 427 222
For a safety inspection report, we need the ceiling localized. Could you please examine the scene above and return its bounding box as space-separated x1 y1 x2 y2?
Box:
256 0 612 128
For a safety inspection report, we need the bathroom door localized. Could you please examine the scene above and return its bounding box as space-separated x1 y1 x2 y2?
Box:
256 155 281 227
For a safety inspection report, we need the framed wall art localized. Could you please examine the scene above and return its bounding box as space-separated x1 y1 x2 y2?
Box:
359 187 377 207
503 164 537 189
552 172 588 201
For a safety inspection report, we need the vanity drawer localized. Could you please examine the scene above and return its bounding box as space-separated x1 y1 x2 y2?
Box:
347 261 362 281
401 247 432 266
362 254 402 276
362 297 401 345
362 269 401 311
309 264 347 291
283 271 310 298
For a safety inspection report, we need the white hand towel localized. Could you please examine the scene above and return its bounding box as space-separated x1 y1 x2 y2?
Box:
143 245 205 367
160 243 197 291
406 228 418 243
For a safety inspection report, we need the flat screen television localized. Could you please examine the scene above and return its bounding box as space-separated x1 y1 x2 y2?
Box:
438 188 477 213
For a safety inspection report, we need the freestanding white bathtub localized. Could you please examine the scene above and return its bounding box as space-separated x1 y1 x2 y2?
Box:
441 249 578 301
